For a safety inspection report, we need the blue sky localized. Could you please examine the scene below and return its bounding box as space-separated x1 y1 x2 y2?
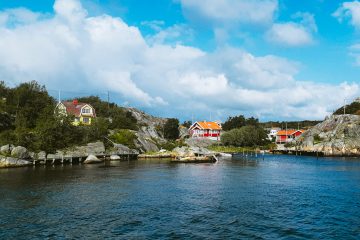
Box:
0 0 360 121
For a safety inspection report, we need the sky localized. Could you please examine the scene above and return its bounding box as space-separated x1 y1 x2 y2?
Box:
0 0 360 122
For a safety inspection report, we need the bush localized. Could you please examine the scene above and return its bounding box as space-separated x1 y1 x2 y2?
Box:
110 129 137 148
221 125 269 147
313 134 323 144
159 139 186 151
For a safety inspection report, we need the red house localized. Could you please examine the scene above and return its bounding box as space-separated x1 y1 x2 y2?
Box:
276 129 304 144
189 121 222 141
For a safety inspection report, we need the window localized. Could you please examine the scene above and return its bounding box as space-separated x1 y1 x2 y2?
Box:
83 118 89 123
82 108 91 114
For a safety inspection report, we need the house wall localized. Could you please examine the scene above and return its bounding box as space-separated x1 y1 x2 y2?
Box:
72 117 93 126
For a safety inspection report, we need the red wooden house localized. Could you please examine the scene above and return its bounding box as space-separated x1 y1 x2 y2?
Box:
276 129 304 143
189 121 222 141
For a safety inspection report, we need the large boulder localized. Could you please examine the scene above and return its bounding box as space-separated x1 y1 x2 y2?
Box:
173 146 212 157
84 154 102 164
0 144 14 155
0 156 31 168
11 146 30 159
110 155 121 161
63 141 105 158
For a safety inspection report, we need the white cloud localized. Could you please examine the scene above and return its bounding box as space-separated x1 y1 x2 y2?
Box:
266 13 317 46
145 24 194 45
179 0 278 27
0 8 41 27
333 1 360 29
0 0 359 121
349 43 360 65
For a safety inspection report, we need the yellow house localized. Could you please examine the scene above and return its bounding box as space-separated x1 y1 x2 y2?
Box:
56 100 96 125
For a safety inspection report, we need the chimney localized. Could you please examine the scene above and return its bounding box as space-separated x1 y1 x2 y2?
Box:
73 99 78 105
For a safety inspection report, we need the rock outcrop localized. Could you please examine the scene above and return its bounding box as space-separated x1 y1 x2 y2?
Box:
11 146 30 159
127 107 167 152
0 156 31 168
53 141 105 159
298 114 360 156
185 138 215 148
0 144 14 155
173 146 213 157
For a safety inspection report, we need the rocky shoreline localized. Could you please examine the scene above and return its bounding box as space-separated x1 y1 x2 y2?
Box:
0 141 139 168
296 114 360 156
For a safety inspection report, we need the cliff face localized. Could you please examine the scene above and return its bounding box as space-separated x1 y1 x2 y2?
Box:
298 114 360 156
126 108 167 152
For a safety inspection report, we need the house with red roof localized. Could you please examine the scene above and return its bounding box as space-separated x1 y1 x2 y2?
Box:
276 129 304 144
189 121 222 141
56 100 96 125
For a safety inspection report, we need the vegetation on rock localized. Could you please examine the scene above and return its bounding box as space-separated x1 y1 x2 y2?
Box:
333 101 360 115
109 129 137 149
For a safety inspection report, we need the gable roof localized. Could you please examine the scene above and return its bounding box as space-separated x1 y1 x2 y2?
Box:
276 129 303 136
60 101 95 117
190 121 222 130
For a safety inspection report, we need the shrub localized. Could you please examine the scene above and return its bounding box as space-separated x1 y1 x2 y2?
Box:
313 134 323 144
110 129 137 148
221 125 269 147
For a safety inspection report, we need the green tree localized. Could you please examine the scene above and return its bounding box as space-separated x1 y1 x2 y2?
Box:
35 106 77 156
221 125 269 147
12 81 55 128
110 108 138 130
86 117 110 142
222 115 246 131
245 117 259 126
164 118 179 140
182 120 192 128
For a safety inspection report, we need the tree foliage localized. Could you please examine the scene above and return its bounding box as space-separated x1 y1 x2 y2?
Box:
222 115 259 131
221 125 269 147
182 120 192 128
164 118 179 140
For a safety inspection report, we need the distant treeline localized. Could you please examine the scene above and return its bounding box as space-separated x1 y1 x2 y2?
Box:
260 120 321 129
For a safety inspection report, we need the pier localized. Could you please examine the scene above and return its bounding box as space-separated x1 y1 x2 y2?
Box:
30 153 139 166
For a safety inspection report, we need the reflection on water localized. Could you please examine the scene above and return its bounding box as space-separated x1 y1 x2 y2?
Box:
1 155 360 239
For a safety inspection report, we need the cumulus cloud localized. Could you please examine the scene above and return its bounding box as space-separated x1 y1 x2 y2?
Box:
0 0 358 121
179 0 278 27
266 12 317 46
333 1 360 29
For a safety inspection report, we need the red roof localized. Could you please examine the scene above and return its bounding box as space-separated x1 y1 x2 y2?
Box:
61 101 95 117
276 129 304 136
191 121 222 130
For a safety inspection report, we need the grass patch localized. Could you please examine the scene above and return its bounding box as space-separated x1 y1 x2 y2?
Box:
209 143 275 153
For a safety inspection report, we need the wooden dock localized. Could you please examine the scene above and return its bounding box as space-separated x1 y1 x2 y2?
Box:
271 149 325 157
30 153 138 165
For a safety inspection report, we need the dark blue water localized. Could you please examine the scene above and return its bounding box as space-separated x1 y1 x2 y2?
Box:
1 155 360 239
